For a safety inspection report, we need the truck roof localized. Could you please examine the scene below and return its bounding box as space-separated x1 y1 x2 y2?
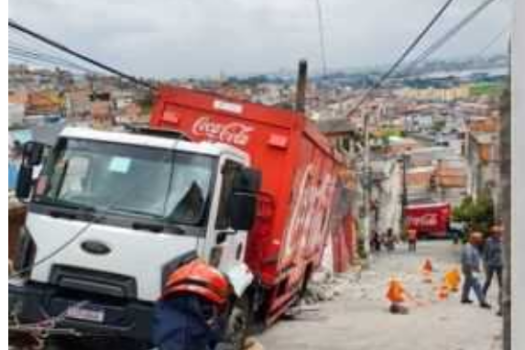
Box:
405 202 450 209
60 127 250 163
151 86 345 164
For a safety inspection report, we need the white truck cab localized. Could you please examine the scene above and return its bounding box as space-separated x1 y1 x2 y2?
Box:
10 127 260 346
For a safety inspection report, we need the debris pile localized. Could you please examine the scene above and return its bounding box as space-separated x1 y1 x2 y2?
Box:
303 268 354 304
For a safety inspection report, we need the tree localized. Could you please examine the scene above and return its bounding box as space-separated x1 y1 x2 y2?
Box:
452 191 495 234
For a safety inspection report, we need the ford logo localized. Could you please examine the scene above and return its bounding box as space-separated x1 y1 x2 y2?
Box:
81 240 111 255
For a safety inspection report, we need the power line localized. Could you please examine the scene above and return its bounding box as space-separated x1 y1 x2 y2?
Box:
314 0 328 77
9 39 98 73
399 0 500 78
9 19 155 90
9 44 96 73
346 0 456 117
475 24 509 58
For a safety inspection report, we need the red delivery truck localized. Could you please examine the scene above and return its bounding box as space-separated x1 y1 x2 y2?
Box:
404 202 451 238
10 85 353 349
150 86 352 323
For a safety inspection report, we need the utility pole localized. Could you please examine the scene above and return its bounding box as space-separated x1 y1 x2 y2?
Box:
400 153 409 235
361 108 371 258
501 43 512 350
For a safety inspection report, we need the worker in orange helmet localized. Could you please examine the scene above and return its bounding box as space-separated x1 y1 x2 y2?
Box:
152 259 233 350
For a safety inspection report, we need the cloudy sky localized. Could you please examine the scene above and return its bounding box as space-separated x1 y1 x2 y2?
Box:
9 0 512 79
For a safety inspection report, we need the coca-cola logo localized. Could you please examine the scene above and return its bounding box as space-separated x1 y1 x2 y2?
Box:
192 116 253 146
409 214 438 227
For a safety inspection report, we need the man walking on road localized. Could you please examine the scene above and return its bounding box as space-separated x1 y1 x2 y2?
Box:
483 226 503 315
482 226 503 295
460 232 491 309
407 228 417 252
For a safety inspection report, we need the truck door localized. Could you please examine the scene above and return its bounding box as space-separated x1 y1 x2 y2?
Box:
206 159 247 271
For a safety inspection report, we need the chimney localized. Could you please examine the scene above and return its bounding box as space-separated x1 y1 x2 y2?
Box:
295 59 308 113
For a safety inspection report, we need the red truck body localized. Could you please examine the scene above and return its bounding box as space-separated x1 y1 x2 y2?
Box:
150 86 351 322
404 202 451 238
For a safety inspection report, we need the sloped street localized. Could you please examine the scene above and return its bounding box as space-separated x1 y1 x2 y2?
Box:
259 241 502 350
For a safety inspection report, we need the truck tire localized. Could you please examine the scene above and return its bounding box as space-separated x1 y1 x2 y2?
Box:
223 296 250 350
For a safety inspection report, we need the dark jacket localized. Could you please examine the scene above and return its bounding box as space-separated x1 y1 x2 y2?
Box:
483 236 503 268
153 295 226 350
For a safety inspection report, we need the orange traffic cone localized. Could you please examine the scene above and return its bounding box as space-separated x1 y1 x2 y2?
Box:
443 268 461 292
386 279 409 314
421 259 433 283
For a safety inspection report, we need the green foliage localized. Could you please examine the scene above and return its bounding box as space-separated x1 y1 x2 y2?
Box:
453 191 495 235
470 82 505 97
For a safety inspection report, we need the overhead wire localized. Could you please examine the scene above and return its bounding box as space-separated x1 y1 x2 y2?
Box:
474 24 509 58
9 19 155 90
314 0 328 77
9 39 97 70
9 30 94 74
398 0 501 78
398 24 509 82
9 44 97 74
346 0 456 117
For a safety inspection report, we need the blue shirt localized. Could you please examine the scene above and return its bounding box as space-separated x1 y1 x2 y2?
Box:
461 243 481 272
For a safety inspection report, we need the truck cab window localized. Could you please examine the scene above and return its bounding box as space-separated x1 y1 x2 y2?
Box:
215 160 241 229
36 138 215 227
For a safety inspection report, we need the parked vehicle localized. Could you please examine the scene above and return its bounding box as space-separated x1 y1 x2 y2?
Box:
404 202 451 239
448 221 467 244
9 86 352 349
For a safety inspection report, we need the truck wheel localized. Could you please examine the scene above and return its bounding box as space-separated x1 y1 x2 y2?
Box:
224 297 250 350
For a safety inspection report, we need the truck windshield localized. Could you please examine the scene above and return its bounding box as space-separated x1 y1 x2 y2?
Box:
34 138 215 226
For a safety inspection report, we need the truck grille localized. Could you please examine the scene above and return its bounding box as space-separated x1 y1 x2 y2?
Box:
50 265 137 299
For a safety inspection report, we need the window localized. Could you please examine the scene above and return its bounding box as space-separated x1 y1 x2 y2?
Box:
215 160 241 229
36 138 216 226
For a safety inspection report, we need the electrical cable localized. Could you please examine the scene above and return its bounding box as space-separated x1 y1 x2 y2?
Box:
473 25 509 58
9 19 155 90
346 0 456 117
9 40 98 73
314 0 328 77
9 47 95 74
399 0 501 78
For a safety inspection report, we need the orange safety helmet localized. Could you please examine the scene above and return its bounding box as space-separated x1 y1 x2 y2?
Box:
162 260 231 306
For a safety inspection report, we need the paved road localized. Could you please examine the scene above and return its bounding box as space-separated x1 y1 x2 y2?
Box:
259 241 502 350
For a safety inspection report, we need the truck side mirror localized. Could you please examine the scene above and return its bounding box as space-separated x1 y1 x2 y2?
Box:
16 142 46 200
229 192 258 231
229 168 262 231
24 142 45 167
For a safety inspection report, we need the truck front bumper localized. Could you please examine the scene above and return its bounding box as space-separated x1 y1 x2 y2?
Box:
9 280 154 344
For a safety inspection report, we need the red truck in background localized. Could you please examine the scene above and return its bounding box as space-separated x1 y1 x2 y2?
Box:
150 86 353 324
404 202 451 239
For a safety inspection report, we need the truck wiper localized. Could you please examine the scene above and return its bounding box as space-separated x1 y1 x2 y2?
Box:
131 221 186 235
38 199 97 220
131 222 165 233
38 198 96 212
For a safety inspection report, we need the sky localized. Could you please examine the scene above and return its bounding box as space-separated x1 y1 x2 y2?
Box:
9 0 513 79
